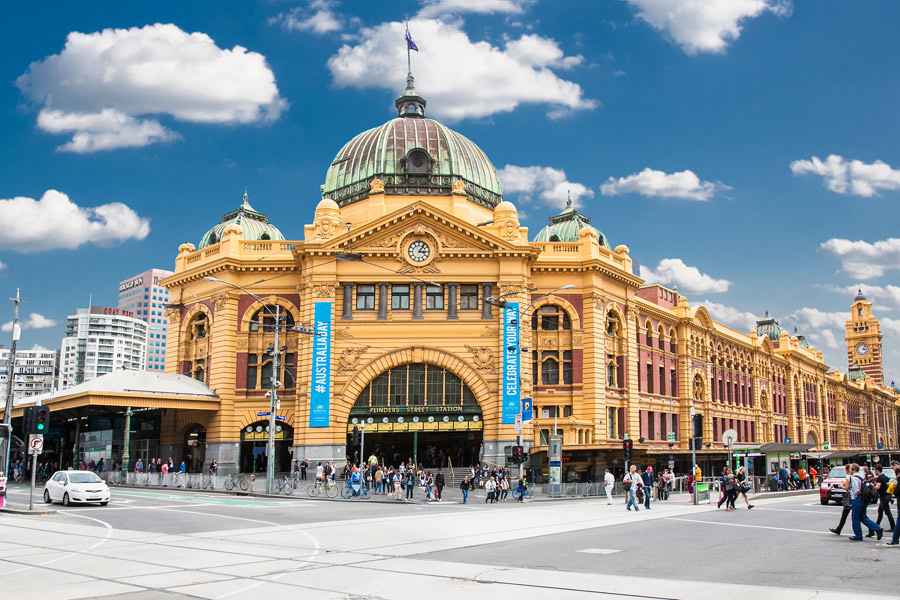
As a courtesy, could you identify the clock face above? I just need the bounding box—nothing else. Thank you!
[855,343,869,356]
[407,240,430,263]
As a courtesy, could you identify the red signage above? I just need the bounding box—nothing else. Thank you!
[90,306,135,318]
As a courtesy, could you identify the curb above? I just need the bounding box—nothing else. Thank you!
[0,504,57,515]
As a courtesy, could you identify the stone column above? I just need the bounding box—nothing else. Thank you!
[413,283,424,320]
[447,283,459,320]
[341,282,353,320]
[481,282,493,320]
[378,282,389,320]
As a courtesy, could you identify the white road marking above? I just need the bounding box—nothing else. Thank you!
[755,507,837,514]
[576,548,622,555]
[668,517,830,535]
[0,512,115,576]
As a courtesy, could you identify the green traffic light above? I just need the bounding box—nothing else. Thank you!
[37,423,45,430]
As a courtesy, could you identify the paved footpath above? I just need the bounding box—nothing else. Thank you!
[0,489,893,600]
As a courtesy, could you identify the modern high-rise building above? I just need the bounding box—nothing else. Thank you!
[118,268,173,371]
[0,347,59,404]
[59,307,148,390]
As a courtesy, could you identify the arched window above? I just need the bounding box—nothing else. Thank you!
[541,351,559,385]
[353,363,477,409]
[606,311,619,337]
[189,313,208,340]
[657,325,665,350]
[207,232,218,245]
[190,358,206,382]
[249,305,295,332]
[534,305,570,331]
[607,358,617,387]
[260,232,271,240]
[645,322,653,347]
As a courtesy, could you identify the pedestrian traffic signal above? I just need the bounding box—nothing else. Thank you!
[351,426,359,445]
[22,406,37,435]
[511,445,525,463]
[622,438,633,461]
[35,406,50,433]
[692,414,703,438]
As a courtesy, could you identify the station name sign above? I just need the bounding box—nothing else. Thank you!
[119,277,144,292]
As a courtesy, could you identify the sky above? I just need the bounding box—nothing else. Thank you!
[1,0,899,385]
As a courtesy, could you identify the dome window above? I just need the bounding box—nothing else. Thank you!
[260,232,271,240]
[403,149,433,175]
[207,232,218,245]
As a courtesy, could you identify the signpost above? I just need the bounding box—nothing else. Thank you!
[667,432,676,442]
[27,433,43,510]
[548,434,562,497]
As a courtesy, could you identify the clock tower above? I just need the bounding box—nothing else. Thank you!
[845,289,884,386]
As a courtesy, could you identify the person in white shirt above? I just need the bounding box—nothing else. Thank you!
[315,462,324,481]
[604,469,615,504]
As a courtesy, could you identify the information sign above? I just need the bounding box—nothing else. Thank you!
[694,482,710,505]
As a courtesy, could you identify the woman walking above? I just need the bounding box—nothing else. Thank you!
[723,467,737,511]
[624,465,641,511]
[735,466,754,509]
[460,475,470,504]
[485,476,497,504]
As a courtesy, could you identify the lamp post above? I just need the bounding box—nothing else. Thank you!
[204,277,315,494]
[683,358,714,488]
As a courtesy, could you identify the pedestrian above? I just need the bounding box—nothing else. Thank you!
[425,472,433,502]
[641,466,654,509]
[663,469,673,500]
[830,466,853,536]
[735,466,754,509]
[846,462,883,541]
[393,470,403,501]
[374,466,383,494]
[435,468,445,501]
[872,465,895,533]
[500,475,510,501]
[778,465,789,491]
[888,461,900,546]
[604,468,614,504]
[624,465,641,511]
[300,458,308,480]
[809,465,818,486]
[485,476,497,504]
[405,469,416,502]
[722,467,737,511]
[160,460,169,486]
[460,475,470,504]
[135,458,144,473]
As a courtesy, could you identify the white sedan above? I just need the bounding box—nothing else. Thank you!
[43,470,110,506]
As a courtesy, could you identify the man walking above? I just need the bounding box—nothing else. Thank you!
[435,468,445,501]
[873,465,895,533]
[846,463,883,541]
[641,466,654,509]
[604,468,614,504]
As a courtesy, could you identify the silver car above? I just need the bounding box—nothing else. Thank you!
[43,470,110,506]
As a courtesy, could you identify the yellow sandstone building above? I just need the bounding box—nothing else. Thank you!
[158,76,899,477]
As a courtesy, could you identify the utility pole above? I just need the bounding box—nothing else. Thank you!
[267,304,281,495]
[3,289,27,482]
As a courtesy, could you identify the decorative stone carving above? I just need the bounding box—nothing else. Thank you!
[236,340,249,349]
[312,198,342,240]
[465,345,495,371]
[370,178,385,194]
[395,254,441,274]
[482,326,500,337]
[213,294,228,311]
[338,346,369,372]
[544,338,556,348]
[592,292,605,310]
[166,309,181,325]
[312,283,336,298]
[572,333,583,345]
[334,327,354,338]
[451,180,467,195]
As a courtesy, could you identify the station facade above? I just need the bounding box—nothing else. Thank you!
[151,78,900,477]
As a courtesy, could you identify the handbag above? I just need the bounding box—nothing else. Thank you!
[623,480,631,491]
[739,481,752,493]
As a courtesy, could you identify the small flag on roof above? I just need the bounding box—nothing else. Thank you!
[406,26,418,52]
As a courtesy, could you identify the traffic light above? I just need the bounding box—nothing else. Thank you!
[35,406,50,433]
[692,414,703,438]
[511,445,525,463]
[622,438,633,461]
[22,406,36,435]
[351,426,359,445]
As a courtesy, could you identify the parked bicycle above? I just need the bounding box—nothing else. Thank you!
[224,473,249,491]
[273,475,294,496]
[307,478,338,498]
[513,488,534,502]
[340,480,371,500]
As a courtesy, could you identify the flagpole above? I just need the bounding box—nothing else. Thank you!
[406,16,411,74]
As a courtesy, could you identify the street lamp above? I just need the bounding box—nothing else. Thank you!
[203,276,315,494]
[683,358,715,488]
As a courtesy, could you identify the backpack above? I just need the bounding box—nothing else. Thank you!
[857,476,878,504]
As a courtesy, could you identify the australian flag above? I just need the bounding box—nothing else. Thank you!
[406,27,418,52]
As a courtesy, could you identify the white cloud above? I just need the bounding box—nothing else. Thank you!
[0,261,5,274]
[701,301,758,331]
[882,318,900,338]
[270,1,342,34]
[16,23,286,152]
[327,19,595,122]
[625,0,791,55]
[29,344,51,352]
[791,155,900,197]
[2,313,57,332]
[785,307,847,349]
[600,167,728,201]
[825,284,900,311]
[498,165,593,209]
[812,329,839,350]
[0,190,150,251]
[819,237,900,280]
[640,258,730,294]
[417,0,530,18]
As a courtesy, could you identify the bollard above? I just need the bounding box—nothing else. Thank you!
[250,473,255,493]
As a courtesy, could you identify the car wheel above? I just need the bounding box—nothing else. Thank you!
[820,497,828,505]
[43,490,52,504]
[63,493,71,507]
[100,501,108,506]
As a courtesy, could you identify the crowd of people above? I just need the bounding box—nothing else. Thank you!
[828,461,898,544]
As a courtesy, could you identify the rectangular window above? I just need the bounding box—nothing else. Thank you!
[408,363,425,405]
[356,284,375,310]
[389,366,406,406]
[646,363,654,394]
[459,285,479,310]
[563,405,572,418]
[371,372,389,406]
[425,285,444,310]
[426,366,443,405]
[542,351,559,385]
[563,350,573,384]
[532,351,539,385]
[659,365,666,396]
[608,407,617,438]
[445,372,461,404]
[648,411,656,440]
[391,285,410,310]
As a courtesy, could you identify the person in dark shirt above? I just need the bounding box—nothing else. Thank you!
[872,465,895,533]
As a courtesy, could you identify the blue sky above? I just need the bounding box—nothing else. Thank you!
[1,0,899,384]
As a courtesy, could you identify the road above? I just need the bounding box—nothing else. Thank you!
[0,483,895,600]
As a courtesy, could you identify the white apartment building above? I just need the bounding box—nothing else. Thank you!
[118,268,173,372]
[0,347,59,404]
[59,307,148,390]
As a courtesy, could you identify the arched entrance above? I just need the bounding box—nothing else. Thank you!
[348,362,483,468]
[182,424,206,473]
[240,421,294,474]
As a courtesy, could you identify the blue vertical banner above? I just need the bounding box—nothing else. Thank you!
[521,397,533,422]
[502,302,520,424]
[309,301,332,428]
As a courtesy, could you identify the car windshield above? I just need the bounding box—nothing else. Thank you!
[828,467,846,479]
[69,472,103,484]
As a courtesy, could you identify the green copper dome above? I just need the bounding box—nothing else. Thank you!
[532,196,611,249]
[322,74,502,209]
[755,311,785,341]
[199,192,284,249]
[848,364,867,382]
[793,327,811,349]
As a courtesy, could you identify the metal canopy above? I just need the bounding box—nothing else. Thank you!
[759,443,815,453]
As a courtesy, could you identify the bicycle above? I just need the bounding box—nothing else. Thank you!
[224,473,249,491]
[513,488,534,502]
[307,478,338,498]
[273,476,294,496]
[340,480,371,500]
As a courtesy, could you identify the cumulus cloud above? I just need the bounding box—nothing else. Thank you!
[29,344,51,352]
[498,165,592,209]
[625,0,791,55]
[881,318,900,338]
[2,313,57,332]
[819,237,900,280]
[825,284,900,311]
[417,0,531,18]
[0,190,150,251]
[600,168,728,201]
[701,301,759,331]
[785,307,847,349]
[327,19,595,122]
[16,23,286,152]
[639,258,730,294]
[0,261,5,274]
[791,155,900,197]
[270,1,342,34]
